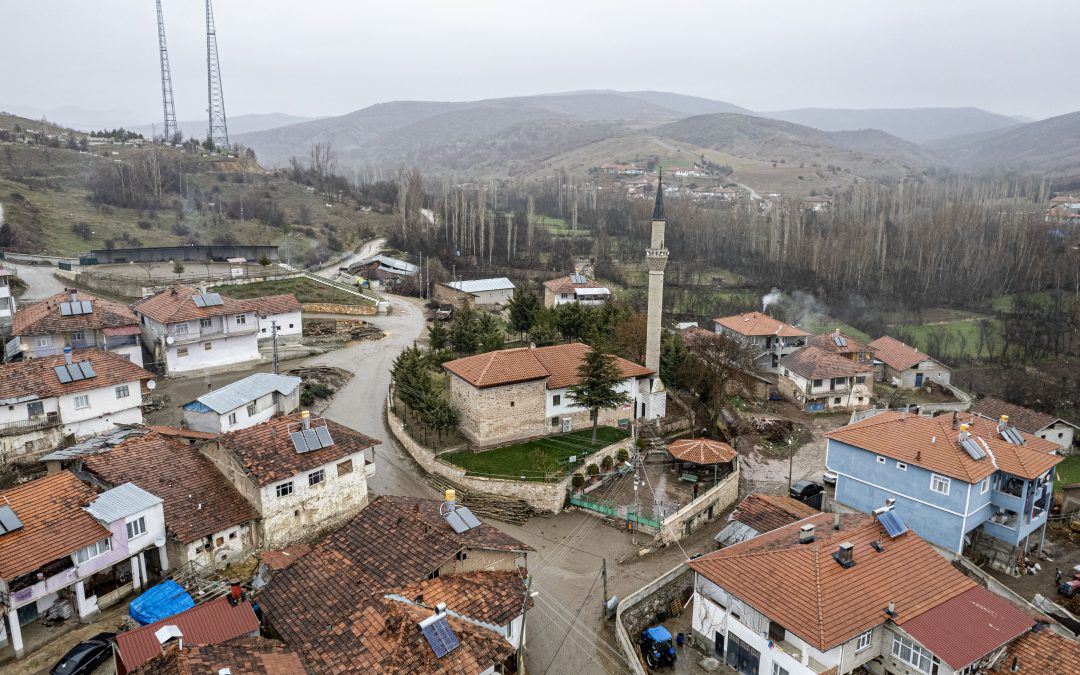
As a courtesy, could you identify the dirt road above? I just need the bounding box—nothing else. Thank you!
[9,262,66,302]
[314,237,386,279]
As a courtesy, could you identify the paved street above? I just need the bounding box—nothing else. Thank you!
[8,262,66,302]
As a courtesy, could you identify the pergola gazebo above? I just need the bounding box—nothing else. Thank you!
[667,438,738,490]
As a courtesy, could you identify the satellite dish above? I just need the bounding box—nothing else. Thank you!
[147,380,157,390]
[153,535,166,547]
[165,336,175,345]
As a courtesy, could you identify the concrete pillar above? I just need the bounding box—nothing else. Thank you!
[75,580,93,620]
[6,609,23,659]
[130,555,142,591]
[139,550,148,583]
[158,544,170,573]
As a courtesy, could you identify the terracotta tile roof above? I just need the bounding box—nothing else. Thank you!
[217,413,380,487]
[972,397,1074,435]
[260,543,311,571]
[236,293,302,316]
[899,586,1034,670]
[146,426,219,441]
[443,342,653,390]
[868,335,934,371]
[12,289,139,336]
[388,571,528,626]
[731,494,819,534]
[826,412,1063,482]
[806,330,875,357]
[131,637,307,675]
[779,345,876,380]
[0,471,110,579]
[988,627,1080,675]
[258,496,530,674]
[688,513,978,651]
[115,596,261,673]
[542,275,606,294]
[0,348,152,403]
[667,438,736,465]
[132,286,250,324]
[83,431,258,544]
[713,311,809,338]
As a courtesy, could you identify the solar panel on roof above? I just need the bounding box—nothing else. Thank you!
[68,364,86,381]
[54,365,73,384]
[1000,427,1025,445]
[570,273,586,284]
[205,293,223,306]
[289,431,309,453]
[193,295,206,308]
[834,335,848,347]
[78,361,96,379]
[876,510,908,538]
[456,506,481,530]
[80,301,92,314]
[302,428,320,450]
[961,437,986,460]
[315,426,333,448]
[60,303,72,316]
[0,505,23,534]
[444,509,469,534]
[420,616,460,658]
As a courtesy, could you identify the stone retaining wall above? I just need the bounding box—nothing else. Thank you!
[658,467,740,544]
[302,302,376,316]
[615,563,690,675]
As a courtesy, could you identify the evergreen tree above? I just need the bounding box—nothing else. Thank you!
[567,344,632,444]
[449,306,480,354]
[476,311,505,352]
[428,320,449,351]
[660,330,691,389]
[507,289,541,340]
[529,309,562,347]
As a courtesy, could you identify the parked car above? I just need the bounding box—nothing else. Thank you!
[639,625,677,670]
[822,471,838,486]
[50,632,117,675]
[1060,579,1080,597]
[790,479,824,500]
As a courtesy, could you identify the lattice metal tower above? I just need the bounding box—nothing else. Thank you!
[205,0,229,147]
[155,0,178,142]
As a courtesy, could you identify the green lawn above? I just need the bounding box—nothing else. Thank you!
[444,427,629,481]
[890,317,999,360]
[212,277,370,305]
[1056,455,1080,492]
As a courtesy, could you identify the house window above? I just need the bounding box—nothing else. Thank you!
[75,537,111,563]
[552,417,559,427]
[228,412,237,425]
[71,330,84,343]
[772,665,789,675]
[204,342,212,351]
[896,462,907,471]
[981,477,990,494]
[510,401,514,407]
[930,473,951,495]
[855,376,866,384]
[276,481,293,498]
[856,628,873,652]
[857,397,864,403]
[552,394,561,406]
[235,314,247,325]
[877,456,886,464]
[892,635,937,673]
[126,517,146,539]
[200,317,212,328]
[309,469,325,486]
[215,536,224,546]
[26,401,44,417]
[289,323,295,329]
[229,531,237,539]
[36,335,53,347]
[74,395,90,410]
[175,323,189,335]
[115,385,130,399]
[177,347,189,357]
[246,402,257,416]
[337,459,353,476]
[813,379,823,388]
[833,397,841,404]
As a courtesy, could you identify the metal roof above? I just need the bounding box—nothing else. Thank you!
[40,428,149,461]
[445,277,515,294]
[359,255,418,274]
[188,373,302,414]
[85,482,162,523]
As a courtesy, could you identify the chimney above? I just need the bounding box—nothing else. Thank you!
[886,601,896,617]
[301,410,311,430]
[999,414,1009,432]
[799,524,815,544]
[833,513,841,530]
[154,625,184,653]
[886,498,896,508]
[444,488,457,511]
[834,542,855,568]
[1010,656,1019,672]
[63,346,73,365]
[952,412,959,430]
[69,289,78,303]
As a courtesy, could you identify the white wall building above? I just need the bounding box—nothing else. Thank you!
[251,294,303,342]
[713,311,810,374]
[542,274,612,307]
[433,278,516,307]
[0,269,16,327]
[183,372,302,434]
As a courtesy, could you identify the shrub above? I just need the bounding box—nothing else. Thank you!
[137,220,153,230]
[306,383,335,399]
[571,474,585,491]
[300,390,315,406]
[601,455,613,471]
[586,463,600,478]
[616,448,629,463]
[71,221,92,241]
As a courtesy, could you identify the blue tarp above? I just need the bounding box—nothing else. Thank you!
[129,580,195,626]
[644,626,672,643]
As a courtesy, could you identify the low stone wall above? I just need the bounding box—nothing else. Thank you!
[658,468,740,544]
[302,302,376,316]
[615,563,691,675]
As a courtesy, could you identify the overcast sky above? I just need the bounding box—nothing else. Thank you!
[2,0,1076,127]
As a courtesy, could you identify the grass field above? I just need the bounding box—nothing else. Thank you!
[889,317,999,360]
[1056,455,1080,493]
[443,427,629,481]
[212,277,369,305]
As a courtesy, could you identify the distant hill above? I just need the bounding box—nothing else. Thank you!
[567,90,756,117]
[925,110,1080,175]
[762,107,1019,144]
[130,112,313,141]
[655,113,936,177]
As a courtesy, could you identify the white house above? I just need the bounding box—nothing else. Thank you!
[713,311,810,374]
[778,345,876,413]
[868,335,951,389]
[131,286,261,375]
[182,372,302,434]
[11,289,143,366]
[0,347,153,461]
[251,294,303,342]
[542,274,612,308]
[0,472,164,660]
[971,397,1078,453]
[202,411,380,548]
[432,277,516,308]
[0,268,16,327]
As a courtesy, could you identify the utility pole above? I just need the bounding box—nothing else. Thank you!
[517,575,531,675]
[787,435,795,493]
[271,319,279,375]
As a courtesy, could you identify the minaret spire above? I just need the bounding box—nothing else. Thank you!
[641,170,669,419]
[652,168,665,221]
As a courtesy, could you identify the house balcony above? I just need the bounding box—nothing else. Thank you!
[4,556,78,608]
[991,489,1025,514]
[104,335,139,349]
[0,412,61,438]
[70,338,97,349]
[28,345,64,358]
[167,324,258,344]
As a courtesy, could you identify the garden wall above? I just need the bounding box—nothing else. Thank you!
[302,302,377,316]
[615,563,692,675]
[658,467,740,544]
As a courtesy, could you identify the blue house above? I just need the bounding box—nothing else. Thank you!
[825,412,1062,569]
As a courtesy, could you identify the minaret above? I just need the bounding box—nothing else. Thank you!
[642,172,669,418]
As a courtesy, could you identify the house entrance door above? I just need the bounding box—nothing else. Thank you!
[724,633,761,675]
[915,373,924,387]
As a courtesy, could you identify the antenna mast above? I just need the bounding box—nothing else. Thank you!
[156,0,178,142]
[205,0,229,148]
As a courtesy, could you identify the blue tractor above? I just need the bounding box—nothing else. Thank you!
[639,625,677,670]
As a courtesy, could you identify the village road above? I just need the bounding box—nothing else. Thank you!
[8,261,67,302]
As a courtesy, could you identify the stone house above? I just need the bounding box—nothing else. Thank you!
[432,277,516,308]
[182,372,302,434]
[779,345,876,413]
[713,311,809,374]
[442,342,655,448]
[713,493,819,549]
[0,348,153,462]
[11,289,143,366]
[687,512,1037,675]
[542,273,612,308]
[868,335,951,389]
[971,396,1078,453]
[202,411,379,549]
